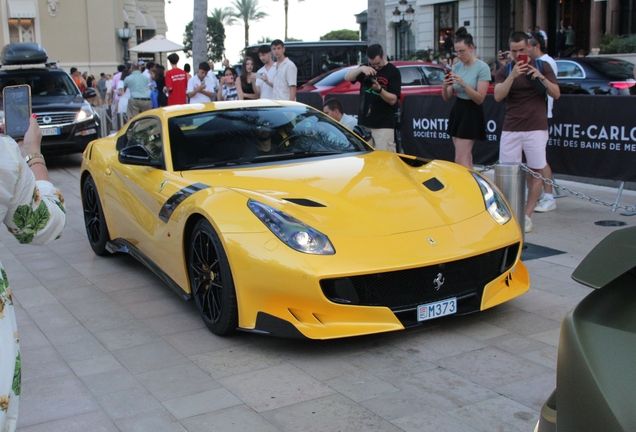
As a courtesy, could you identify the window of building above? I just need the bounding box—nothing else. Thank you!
[8,18,35,43]
[434,2,457,54]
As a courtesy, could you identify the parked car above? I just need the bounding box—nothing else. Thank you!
[535,226,636,432]
[81,100,529,339]
[555,57,636,95]
[298,61,452,101]
[0,43,100,155]
[244,40,368,86]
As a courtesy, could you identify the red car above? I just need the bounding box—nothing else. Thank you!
[299,61,495,100]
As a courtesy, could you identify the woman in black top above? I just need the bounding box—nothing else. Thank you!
[238,57,259,99]
[154,65,168,107]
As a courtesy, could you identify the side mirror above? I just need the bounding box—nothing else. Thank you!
[119,145,162,168]
[83,87,97,99]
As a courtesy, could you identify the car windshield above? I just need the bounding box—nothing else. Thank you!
[169,106,371,171]
[306,68,350,87]
[586,59,635,79]
[0,70,77,100]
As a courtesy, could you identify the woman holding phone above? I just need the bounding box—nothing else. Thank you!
[217,67,242,101]
[0,116,66,431]
[442,27,491,169]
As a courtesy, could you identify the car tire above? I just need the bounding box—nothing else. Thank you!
[188,219,238,336]
[82,175,111,256]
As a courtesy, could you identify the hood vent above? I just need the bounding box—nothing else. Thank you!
[423,178,444,192]
[399,156,430,167]
[285,198,326,207]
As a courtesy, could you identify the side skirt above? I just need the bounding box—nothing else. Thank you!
[106,239,191,301]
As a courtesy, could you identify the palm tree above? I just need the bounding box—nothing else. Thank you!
[192,0,208,67]
[230,0,268,48]
[272,0,304,41]
[211,7,237,26]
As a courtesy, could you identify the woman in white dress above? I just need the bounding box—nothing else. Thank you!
[117,69,131,128]
[0,116,66,432]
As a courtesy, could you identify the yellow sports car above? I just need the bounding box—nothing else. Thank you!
[80,100,529,339]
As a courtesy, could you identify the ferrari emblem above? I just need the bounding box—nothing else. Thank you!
[158,179,168,192]
[433,273,445,291]
[427,238,437,246]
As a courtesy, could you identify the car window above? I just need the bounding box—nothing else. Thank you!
[319,49,351,74]
[422,66,446,84]
[0,70,77,99]
[307,69,349,87]
[556,61,585,79]
[168,106,370,171]
[125,117,163,164]
[586,59,635,79]
[399,67,423,86]
[287,50,314,81]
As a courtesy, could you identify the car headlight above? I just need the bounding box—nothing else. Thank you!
[77,102,94,122]
[248,199,335,255]
[471,172,511,225]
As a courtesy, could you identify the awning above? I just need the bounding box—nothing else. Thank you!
[135,10,147,28]
[142,13,157,30]
[123,9,130,24]
[416,0,455,6]
[7,0,37,18]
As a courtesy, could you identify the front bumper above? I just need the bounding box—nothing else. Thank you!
[40,118,99,155]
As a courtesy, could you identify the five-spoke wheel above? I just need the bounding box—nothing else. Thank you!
[82,176,110,256]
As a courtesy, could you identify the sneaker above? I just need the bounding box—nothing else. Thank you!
[534,197,556,213]
[525,215,533,233]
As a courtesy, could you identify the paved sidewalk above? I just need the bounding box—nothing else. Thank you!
[7,154,634,432]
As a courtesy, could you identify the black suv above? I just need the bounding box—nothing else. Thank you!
[0,43,99,154]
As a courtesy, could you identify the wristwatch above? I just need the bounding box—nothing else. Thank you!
[24,152,45,164]
[461,82,467,89]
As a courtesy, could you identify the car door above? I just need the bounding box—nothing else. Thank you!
[397,66,427,98]
[103,116,190,264]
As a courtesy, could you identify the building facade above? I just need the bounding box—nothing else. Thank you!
[380,0,634,63]
[0,0,167,75]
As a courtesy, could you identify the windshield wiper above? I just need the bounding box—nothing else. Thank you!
[252,151,344,162]
[188,159,252,169]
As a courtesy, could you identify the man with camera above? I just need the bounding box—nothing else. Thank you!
[494,31,560,233]
[344,44,401,152]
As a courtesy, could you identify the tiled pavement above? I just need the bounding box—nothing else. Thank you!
[6,154,634,431]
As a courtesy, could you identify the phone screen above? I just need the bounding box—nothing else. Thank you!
[3,85,32,139]
[517,53,528,64]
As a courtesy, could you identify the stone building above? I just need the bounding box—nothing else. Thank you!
[381,0,634,62]
[0,0,167,75]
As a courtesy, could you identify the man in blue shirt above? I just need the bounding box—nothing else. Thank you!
[124,62,152,119]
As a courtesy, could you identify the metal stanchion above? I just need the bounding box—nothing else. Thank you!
[98,105,111,137]
[117,113,126,131]
[495,163,527,242]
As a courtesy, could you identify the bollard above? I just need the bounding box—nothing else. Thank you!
[98,105,111,137]
[494,163,527,240]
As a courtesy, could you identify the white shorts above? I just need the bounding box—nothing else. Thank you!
[499,130,548,169]
[370,128,396,152]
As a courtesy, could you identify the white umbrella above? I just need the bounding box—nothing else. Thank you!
[129,34,184,53]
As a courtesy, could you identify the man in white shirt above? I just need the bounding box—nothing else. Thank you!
[322,99,357,130]
[187,62,218,103]
[528,31,558,213]
[142,61,155,88]
[271,39,297,101]
[255,45,276,100]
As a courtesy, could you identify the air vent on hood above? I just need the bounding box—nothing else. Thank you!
[423,178,444,191]
[285,198,326,207]
[399,156,430,167]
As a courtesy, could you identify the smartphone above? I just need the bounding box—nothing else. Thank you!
[517,53,528,64]
[254,72,264,80]
[3,84,32,139]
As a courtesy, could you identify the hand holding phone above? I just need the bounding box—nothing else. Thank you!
[254,72,264,80]
[517,53,528,64]
[3,85,32,139]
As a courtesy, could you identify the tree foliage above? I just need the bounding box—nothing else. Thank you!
[211,7,237,26]
[320,29,359,41]
[183,17,226,62]
[231,0,268,48]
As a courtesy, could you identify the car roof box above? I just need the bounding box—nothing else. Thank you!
[0,43,48,65]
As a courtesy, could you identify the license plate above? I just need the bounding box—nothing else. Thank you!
[417,297,457,322]
[41,128,60,136]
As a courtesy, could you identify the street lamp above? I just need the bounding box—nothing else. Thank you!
[392,0,415,60]
[116,28,133,64]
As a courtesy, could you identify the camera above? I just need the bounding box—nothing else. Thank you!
[362,76,377,87]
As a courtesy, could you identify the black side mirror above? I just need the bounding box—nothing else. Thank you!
[83,87,97,99]
[119,145,162,168]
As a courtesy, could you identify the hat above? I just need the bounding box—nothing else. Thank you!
[138,60,145,65]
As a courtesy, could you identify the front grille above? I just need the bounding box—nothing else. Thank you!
[321,243,520,311]
[36,112,77,127]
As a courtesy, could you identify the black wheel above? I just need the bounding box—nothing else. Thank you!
[82,176,110,256]
[188,219,238,335]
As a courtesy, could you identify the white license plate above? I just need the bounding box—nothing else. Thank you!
[417,297,457,322]
[41,128,60,136]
